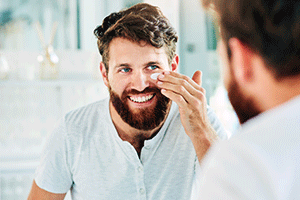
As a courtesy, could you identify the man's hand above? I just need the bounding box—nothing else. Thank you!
[156,70,218,161]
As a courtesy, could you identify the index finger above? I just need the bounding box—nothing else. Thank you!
[159,71,202,91]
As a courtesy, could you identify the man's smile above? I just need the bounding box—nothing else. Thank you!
[128,93,155,103]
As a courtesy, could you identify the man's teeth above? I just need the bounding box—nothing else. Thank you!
[129,94,154,103]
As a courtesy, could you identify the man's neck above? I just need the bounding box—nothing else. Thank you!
[109,101,165,156]
[256,73,300,112]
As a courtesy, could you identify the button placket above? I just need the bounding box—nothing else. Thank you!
[138,166,143,172]
[136,164,146,199]
[139,187,145,194]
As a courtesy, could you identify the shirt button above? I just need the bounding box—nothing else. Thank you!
[139,188,145,194]
[144,145,150,150]
[138,166,143,172]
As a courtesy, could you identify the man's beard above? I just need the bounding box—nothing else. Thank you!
[109,86,171,130]
[227,76,261,124]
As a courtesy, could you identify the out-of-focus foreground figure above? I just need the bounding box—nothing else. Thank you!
[197,0,300,199]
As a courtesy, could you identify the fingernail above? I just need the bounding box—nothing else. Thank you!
[158,74,165,79]
[157,81,163,85]
[151,73,161,80]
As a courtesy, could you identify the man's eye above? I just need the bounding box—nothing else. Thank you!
[148,65,159,70]
[121,68,131,73]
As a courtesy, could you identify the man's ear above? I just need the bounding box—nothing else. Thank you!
[171,54,179,72]
[229,38,254,84]
[100,62,109,87]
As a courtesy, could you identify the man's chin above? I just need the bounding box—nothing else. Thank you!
[110,89,171,131]
[125,100,171,131]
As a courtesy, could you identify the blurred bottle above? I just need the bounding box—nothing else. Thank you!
[37,45,59,79]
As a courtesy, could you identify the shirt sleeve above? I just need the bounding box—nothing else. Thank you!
[34,118,73,194]
[207,106,231,140]
[190,158,202,200]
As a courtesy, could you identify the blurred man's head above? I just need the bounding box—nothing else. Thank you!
[202,0,300,123]
[202,0,300,79]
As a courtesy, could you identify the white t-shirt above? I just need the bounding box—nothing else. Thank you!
[197,95,300,199]
[35,98,228,200]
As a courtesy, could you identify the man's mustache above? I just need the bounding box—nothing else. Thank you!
[122,87,161,96]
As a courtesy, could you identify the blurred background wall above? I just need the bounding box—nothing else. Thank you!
[0,0,238,199]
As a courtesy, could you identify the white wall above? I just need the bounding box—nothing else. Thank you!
[143,0,180,33]
[79,0,101,51]
[79,0,125,51]
[179,0,220,98]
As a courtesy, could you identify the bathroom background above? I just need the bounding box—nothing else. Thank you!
[0,0,238,199]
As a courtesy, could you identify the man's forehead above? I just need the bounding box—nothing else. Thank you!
[109,37,166,52]
[108,37,168,63]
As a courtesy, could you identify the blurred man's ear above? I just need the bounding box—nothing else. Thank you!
[229,38,254,84]
[171,54,179,72]
[100,62,109,87]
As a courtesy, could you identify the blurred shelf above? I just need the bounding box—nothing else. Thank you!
[0,160,39,174]
[0,78,104,87]
[0,75,109,173]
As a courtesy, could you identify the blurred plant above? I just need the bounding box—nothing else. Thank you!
[0,9,13,26]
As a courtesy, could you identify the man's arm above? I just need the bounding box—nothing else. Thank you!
[156,70,219,161]
[27,180,67,200]
[30,118,73,197]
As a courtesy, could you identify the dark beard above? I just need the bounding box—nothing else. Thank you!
[228,77,261,124]
[109,86,171,130]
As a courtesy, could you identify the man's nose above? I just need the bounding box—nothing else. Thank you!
[131,71,150,92]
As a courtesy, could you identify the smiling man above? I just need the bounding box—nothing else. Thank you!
[28,3,228,199]
[102,37,174,155]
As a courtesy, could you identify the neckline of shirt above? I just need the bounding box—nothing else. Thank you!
[240,94,300,135]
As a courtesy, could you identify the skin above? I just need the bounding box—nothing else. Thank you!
[155,69,218,162]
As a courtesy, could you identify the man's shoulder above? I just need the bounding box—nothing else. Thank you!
[236,96,300,142]
[208,96,300,168]
[57,98,111,142]
[64,98,109,125]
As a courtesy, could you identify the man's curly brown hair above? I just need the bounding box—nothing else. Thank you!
[94,3,178,72]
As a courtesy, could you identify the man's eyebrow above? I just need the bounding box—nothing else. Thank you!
[113,61,162,69]
[114,63,130,69]
[145,61,161,66]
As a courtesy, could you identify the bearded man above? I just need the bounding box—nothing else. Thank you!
[186,0,300,199]
[28,3,227,200]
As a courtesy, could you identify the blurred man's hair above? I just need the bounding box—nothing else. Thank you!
[94,3,178,72]
[202,0,300,79]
